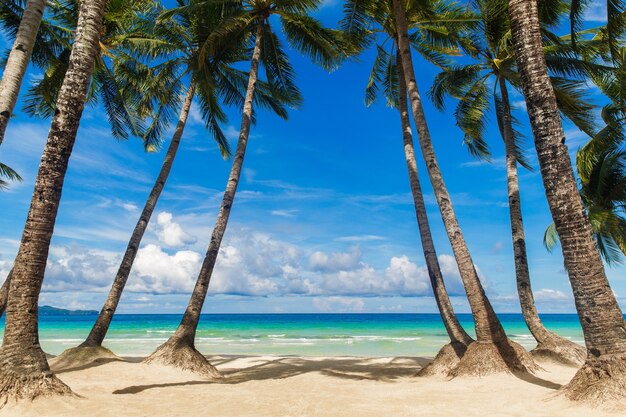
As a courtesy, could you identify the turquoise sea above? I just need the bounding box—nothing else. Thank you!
[0,314,587,357]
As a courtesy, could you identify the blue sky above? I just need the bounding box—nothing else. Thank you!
[0,0,623,314]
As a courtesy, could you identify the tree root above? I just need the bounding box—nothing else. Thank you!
[49,346,123,372]
[418,342,468,376]
[448,339,539,377]
[0,369,73,406]
[561,354,626,403]
[531,338,586,367]
[143,337,222,379]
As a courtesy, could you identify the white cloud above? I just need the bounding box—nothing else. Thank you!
[35,225,476,300]
[270,209,298,218]
[313,296,365,312]
[122,202,139,212]
[128,244,201,293]
[533,288,569,302]
[43,246,121,292]
[155,211,197,247]
[309,247,363,272]
[584,0,607,22]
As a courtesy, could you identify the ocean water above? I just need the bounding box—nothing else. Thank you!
[0,314,586,357]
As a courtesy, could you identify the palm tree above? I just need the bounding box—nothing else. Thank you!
[391,0,538,376]
[0,0,151,190]
[0,0,48,145]
[144,0,342,376]
[0,0,108,401]
[55,1,294,365]
[0,0,49,189]
[0,162,21,189]
[16,0,153,140]
[342,0,474,375]
[429,0,592,365]
[544,145,626,264]
[0,269,11,317]
[508,0,626,401]
[0,0,152,316]
[544,40,626,265]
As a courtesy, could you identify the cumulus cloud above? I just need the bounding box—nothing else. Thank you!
[128,244,201,293]
[43,246,120,292]
[36,225,474,300]
[313,296,365,312]
[155,211,197,247]
[533,288,570,302]
[309,247,363,272]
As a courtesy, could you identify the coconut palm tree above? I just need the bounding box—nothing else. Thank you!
[0,0,108,401]
[0,0,153,315]
[508,0,626,401]
[0,0,48,146]
[0,269,11,317]
[341,0,475,375]
[391,0,538,376]
[544,40,626,265]
[0,162,21,189]
[0,0,149,190]
[16,0,153,140]
[0,0,46,188]
[428,0,602,365]
[144,0,342,376]
[544,144,626,264]
[56,1,295,365]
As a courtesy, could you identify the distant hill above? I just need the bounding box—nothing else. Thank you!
[39,305,98,316]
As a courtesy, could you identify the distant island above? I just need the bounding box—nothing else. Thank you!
[39,305,98,316]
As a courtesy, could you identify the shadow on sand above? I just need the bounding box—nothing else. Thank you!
[112,356,430,395]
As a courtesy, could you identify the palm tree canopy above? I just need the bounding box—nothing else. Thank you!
[428,0,607,166]
[121,0,307,153]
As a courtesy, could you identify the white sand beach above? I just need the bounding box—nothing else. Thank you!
[2,355,624,417]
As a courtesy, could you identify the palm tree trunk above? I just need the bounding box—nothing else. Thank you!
[497,77,585,366]
[508,0,626,400]
[396,53,473,374]
[0,269,12,318]
[0,0,107,401]
[0,0,47,145]
[78,83,196,349]
[144,19,265,378]
[391,0,536,376]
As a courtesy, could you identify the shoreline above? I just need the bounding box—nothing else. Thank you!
[2,354,623,416]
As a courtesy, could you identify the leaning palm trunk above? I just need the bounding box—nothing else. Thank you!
[0,270,11,317]
[0,0,47,145]
[52,84,197,367]
[0,0,107,402]
[392,0,537,376]
[508,0,626,401]
[397,55,473,375]
[143,21,264,377]
[498,78,585,366]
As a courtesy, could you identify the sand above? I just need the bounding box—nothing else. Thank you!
[1,355,624,416]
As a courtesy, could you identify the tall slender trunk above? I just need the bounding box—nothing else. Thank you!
[391,0,505,344]
[0,270,12,318]
[392,0,537,375]
[172,20,262,344]
[80,83,196,348]
[508,0,626,400]
[0,0,107,401]
[0,0,47,145]
[144,20,264,377]
[498,77,584,364]
[397,53,472,348]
